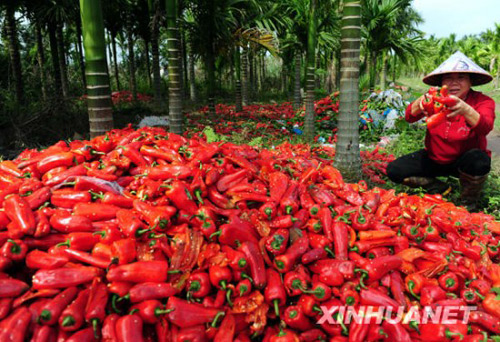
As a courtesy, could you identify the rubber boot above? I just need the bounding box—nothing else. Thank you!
[459,171,487,212]
[402,176,451,195]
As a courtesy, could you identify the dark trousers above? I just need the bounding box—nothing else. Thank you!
[386,149,491,184]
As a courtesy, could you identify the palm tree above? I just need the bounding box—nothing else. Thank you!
[334,0,361,179]
[148,0,164,106]
[3,1,24,104]
[80,0,114,137]
[303,0,317,141]
[166,0,183,133]
[362,0,423,91]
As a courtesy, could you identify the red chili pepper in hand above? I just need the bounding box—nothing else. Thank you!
[426,111,447,129]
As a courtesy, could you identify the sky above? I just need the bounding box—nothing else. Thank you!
[412,0,500,39]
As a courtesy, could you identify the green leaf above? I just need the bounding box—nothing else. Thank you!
[491,287,500,300]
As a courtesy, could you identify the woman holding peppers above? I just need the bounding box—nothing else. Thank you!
[387,51,496,211]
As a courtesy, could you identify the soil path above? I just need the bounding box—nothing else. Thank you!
[488,103,500,158]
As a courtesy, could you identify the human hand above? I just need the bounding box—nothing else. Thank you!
[446,95,473,119]
[417,94,430,116]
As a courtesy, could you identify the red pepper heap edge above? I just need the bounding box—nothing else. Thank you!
[0,125,498,341]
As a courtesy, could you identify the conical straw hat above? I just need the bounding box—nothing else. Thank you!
[422,51,492,86]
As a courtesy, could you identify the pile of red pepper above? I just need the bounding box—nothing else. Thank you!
[423,86,457,129]
[0,125,499,341]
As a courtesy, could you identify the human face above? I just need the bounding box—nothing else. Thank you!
[441,73,471,100]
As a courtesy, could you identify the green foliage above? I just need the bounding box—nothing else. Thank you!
[202,126,227,143]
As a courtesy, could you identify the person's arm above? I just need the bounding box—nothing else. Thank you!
[446,95,495,134]
[405,95,427,123]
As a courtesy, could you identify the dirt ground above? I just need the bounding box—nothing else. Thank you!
[488,104,500,171]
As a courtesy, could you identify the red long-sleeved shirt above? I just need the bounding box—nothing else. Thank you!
[405,90,496,164]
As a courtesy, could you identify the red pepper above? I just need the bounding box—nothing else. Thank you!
[236,279,252,297]
[0,307,32,342]
[37,152,75,174]
[418,322,467,341]
[301,247,328,264]
[309,259,355,279]
[426,111,447,129]
[1,239,27,261]
[176,325,208,342]
[32,266,100,289]
[274,234,309,273]
[0,278,29,297]
[107,261,169,283]
[269,328,300,342]
[73,202,121,221]
[420,285,448,306]
[31,325,57,342]
[49,212,93,233]
[38,286,79,325]
[264,268,286,316]
[133,200,176,229]
[351,208,371,231]
[355,255,402,287]
[209,265,232,290]
[166,297,225,328]
[283,305,314,331]
[187,272,212,300]
[211,216,258,247]
[25,187,52,210]
[165,180,198,215]
[269,171,289,202]
[111,238,136,265]
[359,288,399,311]
[0,298,12,320]
[381,320,411,342]
[332,220,349,260]
[3,194,36,236]
[469,311,500,334]
[390,271,407,308]
[131,299,171,324]
[265,229,289,256]
[59,288,90,332]
[139,144,183,163]
[51,189,92,209]
[115,313,145,342]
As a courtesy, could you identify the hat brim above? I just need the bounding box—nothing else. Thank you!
[422,71,493,87]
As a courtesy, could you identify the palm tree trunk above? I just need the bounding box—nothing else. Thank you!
[207,53,216,119]
[181,29,189,100]
[293,51,302,111]
[166,0,183,134]
[241,46,249,106]
[392,53,397,84]
[280,63,286,94]
[5,6,24,104]
[235,46,242,112]
[381,51,388,91]
[249,49,254,102]
[35,19,47,100]
[334,0,361,180]
[126,20,137,101]
[144,40,152,88]
[256,52,261,92]
[369,51,377,92]
[496,58,500,89]
[76,18,87,90]
[48,23,62,99]
[57,23,69,98]
[111,32,121,91]
[151,10,162,106]
[80,0,114,138]
[304,0,317,141]
[315,54,321,90]
[188,40,197,102]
